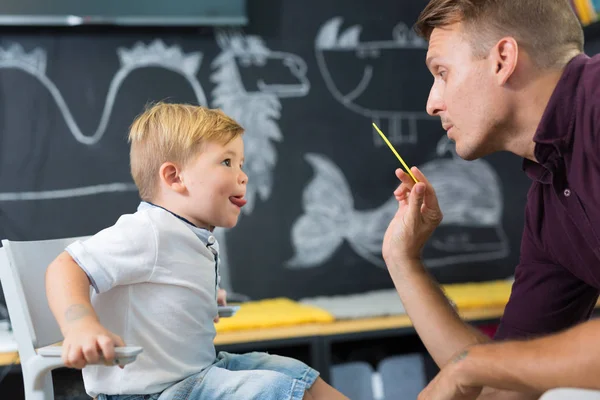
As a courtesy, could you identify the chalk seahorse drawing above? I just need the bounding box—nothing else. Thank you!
[210,31,310,295]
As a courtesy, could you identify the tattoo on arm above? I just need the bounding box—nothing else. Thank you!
[452,350,469,363]
[65,304,91,322]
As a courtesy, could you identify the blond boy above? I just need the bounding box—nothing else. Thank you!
[46,103,347,400]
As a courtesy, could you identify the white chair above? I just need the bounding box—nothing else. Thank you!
[0,237,142,400]
[539,388,600,399]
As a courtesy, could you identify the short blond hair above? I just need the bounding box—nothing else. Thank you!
[128,102,244,201]
[415,0,583,69]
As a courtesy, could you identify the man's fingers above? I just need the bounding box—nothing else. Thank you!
[397,169,415,188]
[407,183,426,223]
[410,167,429,184]
[411,167,442,210]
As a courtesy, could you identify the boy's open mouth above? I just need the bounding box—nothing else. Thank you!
[229,196,247,208]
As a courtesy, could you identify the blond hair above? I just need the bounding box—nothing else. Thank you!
[415,0,584,69]
[128,102,244,201]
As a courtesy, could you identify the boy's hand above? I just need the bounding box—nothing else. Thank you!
[62,318,125,369]
[214,289,227,323]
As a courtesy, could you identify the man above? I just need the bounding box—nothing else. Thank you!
[382,0,600,399]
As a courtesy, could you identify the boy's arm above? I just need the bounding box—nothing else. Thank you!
[46,252,97,333]
[46,251,125,369]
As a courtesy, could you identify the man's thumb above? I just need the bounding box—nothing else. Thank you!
[408,183,425,216]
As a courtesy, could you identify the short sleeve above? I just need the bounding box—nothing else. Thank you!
[66,213,158,294]
[495,218,598,340]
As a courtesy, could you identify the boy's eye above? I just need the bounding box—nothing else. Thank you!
[221,159,231,167]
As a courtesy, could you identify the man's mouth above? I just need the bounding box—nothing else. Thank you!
[229,196,247,208]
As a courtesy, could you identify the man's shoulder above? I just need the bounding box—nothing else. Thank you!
[578,54,600,103]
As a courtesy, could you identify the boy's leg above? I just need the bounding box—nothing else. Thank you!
[216,352,348,399]
[159,365,310,400]
[216,351,318,388]
[307,377,349,400]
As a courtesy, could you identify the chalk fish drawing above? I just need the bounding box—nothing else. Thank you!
[287,137,508,269]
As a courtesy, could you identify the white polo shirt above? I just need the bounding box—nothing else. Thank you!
[66,202,220,396]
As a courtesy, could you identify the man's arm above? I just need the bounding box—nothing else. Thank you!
[456,319,600,393]
[387,258,491,367]
[383,167,490,367]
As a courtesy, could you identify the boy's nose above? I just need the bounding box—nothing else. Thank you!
[239,170,248,185]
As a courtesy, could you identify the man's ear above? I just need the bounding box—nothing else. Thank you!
[159,162,186,194]
[490,37,518,86]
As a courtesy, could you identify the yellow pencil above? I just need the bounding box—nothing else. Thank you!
[372,122,419,183]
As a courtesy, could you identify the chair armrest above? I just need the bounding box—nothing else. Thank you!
[540,388,600,400]
[24,346,143,392]
[37,345,143,367]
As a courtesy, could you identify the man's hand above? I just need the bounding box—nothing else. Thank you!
[61,306,125,369]
[418,350,482,400]
[214,288,227,323]
[382,167,443,266]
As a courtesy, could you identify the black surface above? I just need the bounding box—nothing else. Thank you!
[0,0,555,305]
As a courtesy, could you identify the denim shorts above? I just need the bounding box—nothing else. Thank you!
[97,351,320,400]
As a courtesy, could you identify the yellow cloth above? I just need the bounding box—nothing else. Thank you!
[215,298,335,333]
[441,280,513,309]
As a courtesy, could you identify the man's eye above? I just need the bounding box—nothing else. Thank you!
[221,159,231,167]
[439,70,447,79]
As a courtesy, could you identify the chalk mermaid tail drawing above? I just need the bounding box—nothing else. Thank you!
[315,17,435,145]
[286,153,396,268]
[209,30,310,295]
[0,40,207,201]
[287,138,509,270]
[419,137,510,265]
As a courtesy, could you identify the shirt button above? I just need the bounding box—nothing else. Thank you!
[207,235,216,245]
[564,189,571,197]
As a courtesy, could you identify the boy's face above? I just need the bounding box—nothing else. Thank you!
[180,136,248,229]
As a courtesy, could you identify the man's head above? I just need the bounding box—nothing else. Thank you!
[416,0,583,160]
[129,102,247,229]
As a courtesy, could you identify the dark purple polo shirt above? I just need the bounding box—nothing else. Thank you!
[495,53,600,340]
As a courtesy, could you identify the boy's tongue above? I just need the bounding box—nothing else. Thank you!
[229,196,246,207]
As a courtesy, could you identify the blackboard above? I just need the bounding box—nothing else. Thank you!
[0,0,534,302]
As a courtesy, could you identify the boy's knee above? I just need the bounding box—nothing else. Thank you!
[242,369,307,399]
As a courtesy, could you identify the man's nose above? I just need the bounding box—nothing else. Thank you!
[426,86,445,116]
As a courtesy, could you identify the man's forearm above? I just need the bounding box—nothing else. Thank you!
[458,319,600,393]
[387,258,490,367]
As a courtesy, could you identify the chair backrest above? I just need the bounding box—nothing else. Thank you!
[0,237,89,349]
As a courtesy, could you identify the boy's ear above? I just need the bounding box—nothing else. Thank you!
[159,162,186,194]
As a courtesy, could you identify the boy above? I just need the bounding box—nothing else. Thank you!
[46,103,347,400]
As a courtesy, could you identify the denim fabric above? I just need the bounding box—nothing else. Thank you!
[98,351,319,400]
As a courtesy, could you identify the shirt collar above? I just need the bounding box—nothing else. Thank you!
[523,53,588,182]
[137,201,218,250]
